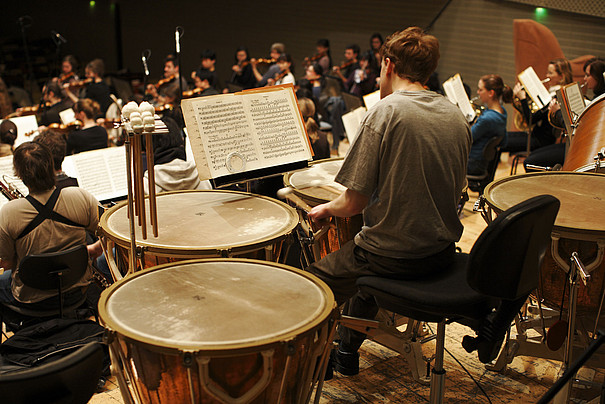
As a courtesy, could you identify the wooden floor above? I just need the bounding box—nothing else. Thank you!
[86,153,605,403]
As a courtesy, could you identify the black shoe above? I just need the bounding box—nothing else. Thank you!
[333,349,359,376]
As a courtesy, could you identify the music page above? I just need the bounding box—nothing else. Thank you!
[0,115,39,148]
[62,146,128,202]
[518,67,552,109]
[0,155,28,197]
[443,74,475,122]
[564,83,586,119]
[182,86,312,180]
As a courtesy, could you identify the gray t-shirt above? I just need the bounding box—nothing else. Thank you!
[336,90,471,259]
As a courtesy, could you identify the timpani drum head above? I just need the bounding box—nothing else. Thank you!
[484,172,605,240]
[284,158,346,205]
[101,190,298,254]
[100,259,334,350]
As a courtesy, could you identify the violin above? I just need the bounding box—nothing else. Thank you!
[59,71,75,84]
[336,60,355,70]
[274,69,289,83]
[182,88,203,99]
[24,121,83,137]
[5,102,52,119]
[154,104,174,114]
[63,78,93,90]
[303,51,326,67]
[155,75,176,89]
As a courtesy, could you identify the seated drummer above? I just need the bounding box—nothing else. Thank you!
[306,27,471,377]
[0,142,103,307]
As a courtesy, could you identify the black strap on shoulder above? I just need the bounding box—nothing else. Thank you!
[17,188,86,240]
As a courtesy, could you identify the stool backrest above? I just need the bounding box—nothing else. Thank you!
[467,195,560,300]
[18,245,89,292]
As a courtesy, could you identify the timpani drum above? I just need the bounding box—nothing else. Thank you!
[483,172,605,328]
[283,158,363,261]
[99,259,337,404]
[99,190,299,272]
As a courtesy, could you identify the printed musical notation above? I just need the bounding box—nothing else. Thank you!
[182,86,312,180]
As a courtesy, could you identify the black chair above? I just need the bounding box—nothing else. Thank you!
[467,135,503,194]
[1,245,89,330]
[0,342,105,404]
[356,195,560,403]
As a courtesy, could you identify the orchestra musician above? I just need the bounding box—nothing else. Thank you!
[251,42,285,87]
[368,33,384,74]
[34,129,79,189]
[196,49,223,92]
[331,44,360,86]
[306,27,471,377]
[267,54,295,86]
[0,141,102,306]
[503,58,573,154]
[524,57,605,171]
[0,120,17,157]
[189,69,220,97]
[37,81,72,127]
[146,54,188,106]
[467,74,513,176]
[58,55,80,87]
[304,39,332,72]
[344,51,378,97]
[298,97,330,160]
[66,99,108,155]
[229,46,256,90]
[65,59,113,117]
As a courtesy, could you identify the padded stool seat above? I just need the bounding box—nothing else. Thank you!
[359,254,498,324]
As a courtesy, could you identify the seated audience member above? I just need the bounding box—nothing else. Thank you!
[37,81,72,127]
[144,116,211,194]
[0,142,102,306]
[34,129,78,189]
[468,75,512,176]
[298,97,330,160]
[0,120,17,157]
[345,51,378,97]
[66,99,108,155]
[306,27,471,377]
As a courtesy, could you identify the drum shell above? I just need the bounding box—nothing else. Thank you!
[100,259,337,404]
[283,158,362,261]
[562,93,605,172]
[98,190,299,271]
[483,172,605,325]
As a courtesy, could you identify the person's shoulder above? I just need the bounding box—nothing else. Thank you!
[60,186,98,204]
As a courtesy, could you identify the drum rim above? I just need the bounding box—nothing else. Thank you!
[283,157,344,205]
[98,190,299,254]
[483,171,605,237]
[98,258,336,352]
[576,91,605,123]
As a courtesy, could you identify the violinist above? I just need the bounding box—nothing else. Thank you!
[269,54,295,86]
[158,85,185,130]
[345,51,378,97]
[58,55,80,87]
[304,39,331,73]
[197,49,223,92]
[66,99,108,155]
[147,54,188,105]
[66,59,113,117]
[251,43,285,86]
[331,44,360,86]
[191,69,219,97]
[37,81,72,127]
[367,33,384,75]
[229,47,256,90]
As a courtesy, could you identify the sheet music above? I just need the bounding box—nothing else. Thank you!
[342,107,367,144]
[363,90,380,110]
[0,115,39,148]
[518,67,552,109]
[59,108,77,125]
[62,146,128,202]
[443,74,475,122]
[564,83,586,119]
[182,86,312,180]
[0,155,28,196]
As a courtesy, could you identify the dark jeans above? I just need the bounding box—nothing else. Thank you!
[306,241,455,351]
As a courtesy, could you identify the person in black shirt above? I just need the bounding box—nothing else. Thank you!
[66,99,108,155]
[66,59,113,117]
[34,129,78,189]
[37,81,72,127]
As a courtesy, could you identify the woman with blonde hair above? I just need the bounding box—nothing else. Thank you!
[298,97,330,160]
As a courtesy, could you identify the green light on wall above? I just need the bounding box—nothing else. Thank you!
[90,0,96,7]
[535,7,547,21]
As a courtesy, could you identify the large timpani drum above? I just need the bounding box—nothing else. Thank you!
[99,259,337,404]
[99,190,299,272]
[563,93,605,173]
[283,158,362,261]
[483,172,605,328]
